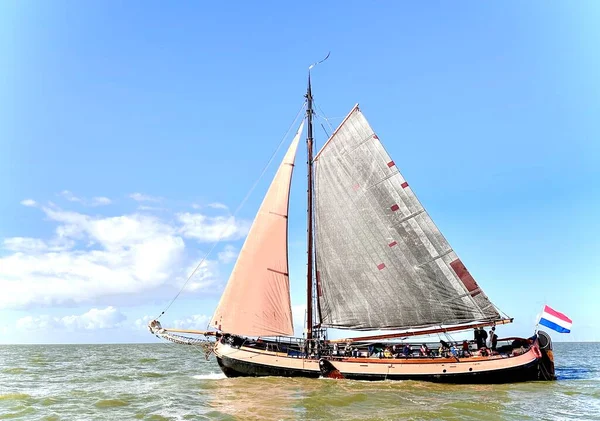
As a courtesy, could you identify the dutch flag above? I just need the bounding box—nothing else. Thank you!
[538,305,572,333]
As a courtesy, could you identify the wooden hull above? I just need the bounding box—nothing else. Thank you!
[213,339,555,384]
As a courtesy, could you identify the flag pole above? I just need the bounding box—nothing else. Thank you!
[534,303,545,333]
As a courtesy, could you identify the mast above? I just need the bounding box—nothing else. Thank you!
[305,73,315,340]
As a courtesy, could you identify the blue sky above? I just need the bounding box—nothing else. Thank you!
[1,2,598,343]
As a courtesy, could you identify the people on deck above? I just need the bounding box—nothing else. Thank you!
[479,327,488,349]
[439,340,450,357]
[419,343,430,357]
[461,340,471,357]
[474,327,481,349]
[402,344,412,357]
[489,327,498,352]
[344,341,352,357]
[450,344,458,357]
[383,346,393,358]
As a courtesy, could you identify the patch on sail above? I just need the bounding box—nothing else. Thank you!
[450,259,481,297]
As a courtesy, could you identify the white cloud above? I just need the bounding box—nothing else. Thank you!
[0,201,244,309]
[207,202,229,210]
[134,315,152,330]
[2,237,73,253]
[16,306,126,331]
[60,190,81,202]
[137,205,165,212]
[59,191,112,207]
[177,213,250,242]
[134,314,210,332]
[20,199,37,207]
[91,197,112,206]
[61,306,126,330]
[178,258,221,293]
[217,245,238,264]
[172,314,210,330]
[16,315,60,330]
[3,237,48,253]
[129,193,162,203]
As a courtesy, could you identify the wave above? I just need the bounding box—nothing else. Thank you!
[193,373,226,380]
[1,367,26,374]
[0,393,31,401]
[139,372,166,378]
[94,398,130,408]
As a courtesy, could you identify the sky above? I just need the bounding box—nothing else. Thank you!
[1,1,598,344]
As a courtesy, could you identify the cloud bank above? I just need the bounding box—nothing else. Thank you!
[0,196,250,310]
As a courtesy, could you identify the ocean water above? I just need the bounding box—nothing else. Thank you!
[0,342,598,420]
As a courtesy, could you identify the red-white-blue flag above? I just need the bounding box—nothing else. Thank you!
[539,305,572,333]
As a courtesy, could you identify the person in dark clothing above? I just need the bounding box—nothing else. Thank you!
[479,327,488,349]
[474,327,483,349]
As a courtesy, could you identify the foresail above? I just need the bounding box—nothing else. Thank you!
[313,106,500,331]
[210,121,304,337]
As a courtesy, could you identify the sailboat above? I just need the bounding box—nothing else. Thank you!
[148,70,557,383]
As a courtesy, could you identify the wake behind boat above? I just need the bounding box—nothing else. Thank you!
[149,68,557,384]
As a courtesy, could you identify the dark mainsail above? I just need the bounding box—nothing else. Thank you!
[313,105,501,331]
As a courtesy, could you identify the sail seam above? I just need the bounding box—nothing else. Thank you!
[343,132,381,157]
[415,249,454,268]
[365,171,399,190]
[267,268,289,276]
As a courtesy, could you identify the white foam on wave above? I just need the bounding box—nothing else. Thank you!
[192,372,227,380]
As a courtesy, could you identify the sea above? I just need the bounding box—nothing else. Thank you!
[0,342,598,420]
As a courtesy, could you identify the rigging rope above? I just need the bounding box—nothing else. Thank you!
[155,101,307,320]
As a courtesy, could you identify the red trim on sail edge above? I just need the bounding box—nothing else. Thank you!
[401,181,409,189]
[449,259,481,297]
[352,183,360,191]
[377,263,386,270]
[387,161,395,168]
[391,204,400,211]
[388,241,397,247]
[373,134,379,140]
